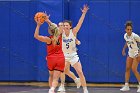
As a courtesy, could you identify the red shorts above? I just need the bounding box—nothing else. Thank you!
[46,54,65,72]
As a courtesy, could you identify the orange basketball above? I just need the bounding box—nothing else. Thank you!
[34,12,47,24]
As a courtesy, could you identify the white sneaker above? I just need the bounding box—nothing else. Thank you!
[137,85,140,92]
[120,85,130,91]
[48,89,55,93]
[57,85,65,92]
[74,78,81,88]
[84,89,89,93]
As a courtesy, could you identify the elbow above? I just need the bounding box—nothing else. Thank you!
[34,34,38,39]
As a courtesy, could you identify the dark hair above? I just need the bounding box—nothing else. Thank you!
[63,20,72,28]
[125,21,133,29]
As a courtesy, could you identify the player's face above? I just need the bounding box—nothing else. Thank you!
[58,22,64,31]
[125,26,132,36]
[63,22,71,31]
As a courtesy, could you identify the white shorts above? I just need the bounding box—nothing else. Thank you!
[64,52,80,66]
[128,50,140,58]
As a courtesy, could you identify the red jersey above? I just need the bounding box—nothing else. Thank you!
[47,35,63,56]
[46,35,65,72]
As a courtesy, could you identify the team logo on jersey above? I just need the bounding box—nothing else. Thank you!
[63,38,73,43]
[126,41,134,44]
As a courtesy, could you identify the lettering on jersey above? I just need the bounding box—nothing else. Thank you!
[63,38,73,43]
[126,41,134,44]
[63,37,74,49]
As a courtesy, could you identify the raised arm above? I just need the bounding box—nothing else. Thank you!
[73,4,89,35]
[44,13,62,35]
[34,17,51,44]
[44,14,52,26]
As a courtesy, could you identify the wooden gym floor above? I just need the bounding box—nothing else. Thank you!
[0,82,138,93]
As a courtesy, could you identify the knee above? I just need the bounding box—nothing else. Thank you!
[132,67,138,73]
[126,67,131,72]
[64,69,70,75]
[49,73,53,78]
[52,79,58,84]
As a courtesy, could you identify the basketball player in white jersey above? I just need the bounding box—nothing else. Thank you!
[120,21,140,92]
[62,4,89,93]
[57,22,81,92]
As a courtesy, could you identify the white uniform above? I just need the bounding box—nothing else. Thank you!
[62,29,80,66]
[124,32,140,58]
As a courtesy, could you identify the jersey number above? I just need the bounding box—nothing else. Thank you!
[66,43,69,49]
[129,44,132,49]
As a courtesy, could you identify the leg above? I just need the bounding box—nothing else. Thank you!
[138,55,140,62]
[49,71,54,88]
[60,72,65,86]
[57,72,66,92]
[64,62,77,80]
[64,61,81,88]
[132,57,140,92]
[49,70,61,93]
[132,58,140,82]
[52,70,61,88]
[73,62,88,93]
[73,62,87,87]
[120,56,133,91]
[125,56,133,83]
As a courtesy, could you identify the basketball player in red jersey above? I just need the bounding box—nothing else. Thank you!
[34,14,65,93]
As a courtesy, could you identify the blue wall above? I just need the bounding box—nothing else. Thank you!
[0,0,140,83]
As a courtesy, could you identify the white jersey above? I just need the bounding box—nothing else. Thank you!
[124,32,140,53]
[62,29,76,54]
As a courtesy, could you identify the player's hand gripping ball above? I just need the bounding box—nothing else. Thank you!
[34,12,47,24]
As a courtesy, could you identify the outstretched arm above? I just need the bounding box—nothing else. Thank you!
[44,13,62,34]
[34,18,51,44]
[73,4,89,35]
[44,14,52,26]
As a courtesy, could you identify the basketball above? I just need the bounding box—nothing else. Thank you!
[34,12,47,24]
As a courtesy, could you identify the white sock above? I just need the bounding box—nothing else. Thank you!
[125,83,129,86]
[74,78,78,81]
[61,83,64,87]
[83,87,87,90]
[50,87,55,91]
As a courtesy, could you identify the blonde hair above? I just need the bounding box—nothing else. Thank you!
[48,23,60,45]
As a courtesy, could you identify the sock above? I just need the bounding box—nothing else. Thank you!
[74,78,78,81]
[50,87,55,91]
[125,83,129,86]
[83,87,87,90]
[61,80,65,86]
[61,83,64,87]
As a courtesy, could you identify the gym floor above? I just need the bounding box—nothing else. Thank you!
[0,83,138,93]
